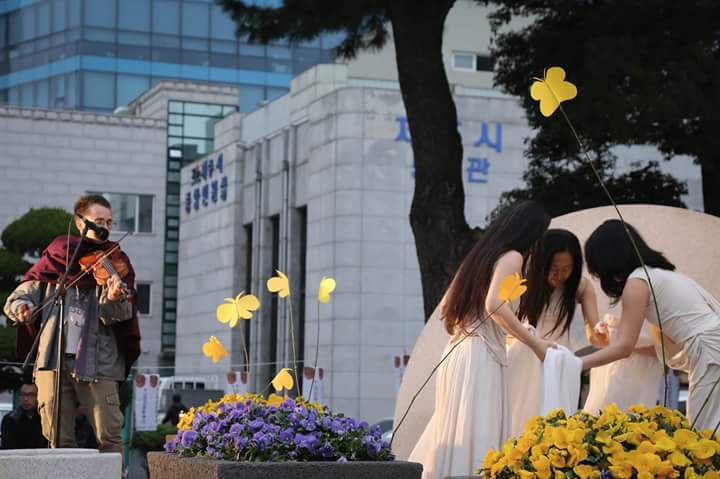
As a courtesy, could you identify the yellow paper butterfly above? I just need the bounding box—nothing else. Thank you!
[271,368,294,392]
[202,336,229,363]
[498,273,528,302]
[318,277,336,304]
[216,292,261,328]
[267,270,290,298]
[530,67,577,117]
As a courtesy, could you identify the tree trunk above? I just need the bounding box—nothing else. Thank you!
[700,159,720,217]
[388,0,478,320]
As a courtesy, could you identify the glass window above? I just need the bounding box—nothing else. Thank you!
[452,52,475,71]
[65,73,77,108]
[104,193,136,232]
[85,0,116,28]
[239,86,264,112]
[52,0,67,32]
[68,0,81,28]
[268,58,291,73]
[298,37,320,48]
[151,46,180,63]
[238,55,265,71]
[153,0,180,35]
[169,125,182,136]
[183,115,214,138]
[136,283,151,315]
[8,11,21,45]
[210,52,237,69]
[211,40,235,53]
[37,3,51,37]
[239,43,264,56]
[117,75,149,106]
[267,46,290,60]
[321,32,345,50]
[182,37,208,51]
[36,79,49,107]
[182,2,209,37]
[120,0,150,32]
[21,6,35,42]
[164,276,177,287]
[169,101,183,113]
[0,16,6,48]
[83,72,114,109]
[118,32,150,46]
[185,102,223,116]
[165,240,178,251]
[151,33,179,48]
[9,87,19,105]
[51,75,65,108]
[20,83,33,106]
[210,4,235,40]
[138,195,153,233]
[84,28,115,43]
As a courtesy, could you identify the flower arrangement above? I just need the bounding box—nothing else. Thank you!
[164,393,392,462]
[481,404,720,479]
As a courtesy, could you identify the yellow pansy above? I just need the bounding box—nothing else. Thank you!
[608,463,633,479]
[689,439,717,460]
[530,455,551,479]
[573,464,598,479]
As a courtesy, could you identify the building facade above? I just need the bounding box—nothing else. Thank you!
[0,0,339,113]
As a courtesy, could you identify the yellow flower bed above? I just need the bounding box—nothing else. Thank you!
[176,393,325,431]
[481,404,720,479]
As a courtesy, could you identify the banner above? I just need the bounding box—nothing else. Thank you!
[224,371,250,395]
[133,373,160,432]
[302,367,325,405]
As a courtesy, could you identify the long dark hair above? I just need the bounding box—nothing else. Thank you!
[585,220,675,298]
[442,201,550,335]
[518,229,582,337]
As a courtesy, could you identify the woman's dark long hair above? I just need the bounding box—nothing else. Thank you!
[518,229,582,338]
[585,220,675,299]
[441,201,550,335]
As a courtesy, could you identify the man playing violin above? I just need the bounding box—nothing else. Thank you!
[3,194,140,453]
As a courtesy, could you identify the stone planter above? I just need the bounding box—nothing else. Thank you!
[148,452,422,479]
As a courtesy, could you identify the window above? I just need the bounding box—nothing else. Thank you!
[120,0,150,31]
[210,4,235,40]
[452,51,494,72]
[136,282,152,315]
[92,193,154,233]
[52,0,67,33]
[153,0,180,35]
[268,215,280,366]
[117,75,149,106]
[239,85,264,112]
[85,0,116,28]
[82,71,115,110]
[182,2,209,37]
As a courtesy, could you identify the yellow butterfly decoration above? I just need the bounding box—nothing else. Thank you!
[317,277,336,304]
[267,270,290,298]
[530,67,577,117]
[202,336,229,363]
[216,292,261,328]
[498,273,528,302]
[271,368,294,392]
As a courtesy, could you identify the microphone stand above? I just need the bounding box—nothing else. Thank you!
[22,223,90,448]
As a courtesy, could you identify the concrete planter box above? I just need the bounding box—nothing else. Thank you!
[148,452,422,479]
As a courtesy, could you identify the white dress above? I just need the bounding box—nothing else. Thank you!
[628,267,720,430]
[583,315,663,414]
[507,288,587,437]
[408,316,510,479]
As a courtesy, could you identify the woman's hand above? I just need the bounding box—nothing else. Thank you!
[532,338,557,361]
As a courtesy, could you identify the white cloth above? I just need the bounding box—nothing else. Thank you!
[408,318,510,479]
[507,289,588,436]
[541,345,582,416]
[583,314,663,414]
[628,267,720,430]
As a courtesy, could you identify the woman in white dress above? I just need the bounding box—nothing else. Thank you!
[507,229,601,436]
[583,220,720,430]
[408,201,556,479]
[582,313,664,414]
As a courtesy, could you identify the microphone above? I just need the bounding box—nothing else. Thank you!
[76,214,110,241]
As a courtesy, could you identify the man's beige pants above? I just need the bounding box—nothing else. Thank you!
[35,358,124,453]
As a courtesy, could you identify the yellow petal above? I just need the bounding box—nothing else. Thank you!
[530,67,577,117]
[235,293,261,320]
[498,273,528,302]
[267,270,290,298]
[202,336,229,363]
[318,276,336,303]
[216,302,239,328]
[271,368,294,392]
[267,393,287,407]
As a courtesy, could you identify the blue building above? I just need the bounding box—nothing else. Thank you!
[0,0,341,113]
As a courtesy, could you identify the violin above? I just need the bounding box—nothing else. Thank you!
[78,242,132,298]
